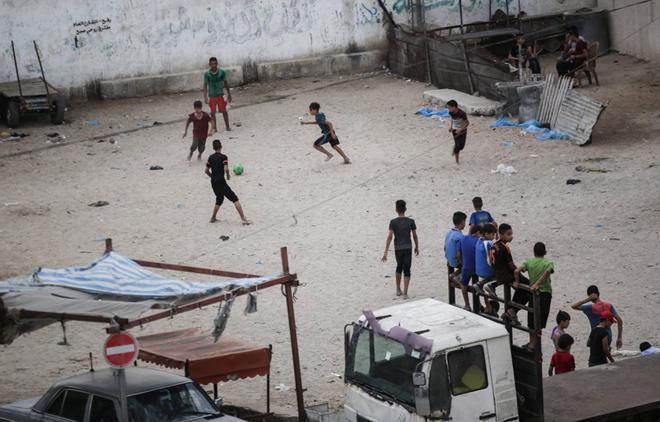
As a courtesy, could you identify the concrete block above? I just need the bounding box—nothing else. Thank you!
[423,89,505,116]
[257,50,385,81]
[99,66,243,100]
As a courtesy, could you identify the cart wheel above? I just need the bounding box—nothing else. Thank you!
[51,95,65,125]
[6,101,20,128]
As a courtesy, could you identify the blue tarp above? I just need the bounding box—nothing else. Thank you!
[0,252,274,299]
[416,107,450,117]
[490,119,569,141]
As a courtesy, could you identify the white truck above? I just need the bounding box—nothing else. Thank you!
[342,298,660,422]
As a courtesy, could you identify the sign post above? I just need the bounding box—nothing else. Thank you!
[104,332,139,422]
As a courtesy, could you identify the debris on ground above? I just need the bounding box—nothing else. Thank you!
[566,179,582,185]
[220,235,230,241]
[491,164,517,175]
[415,107,449,118]
[86,120,101,128]
[274,384,291,392]
[576,165,609,173]
[152,121,163,126]
[46,133,60,138]
[501,141,514,147]
[490,118,569,141]
[149,165,164,170]
[88,201,109,207]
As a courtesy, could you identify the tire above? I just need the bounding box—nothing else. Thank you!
[51,95,65,125]
[6,101,20,128]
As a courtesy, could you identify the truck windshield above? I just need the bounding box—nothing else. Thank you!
[345,326,421,407]
[127,382,219,422]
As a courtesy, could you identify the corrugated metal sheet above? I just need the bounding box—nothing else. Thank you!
[555,90,608,145]
[537,74,574,127]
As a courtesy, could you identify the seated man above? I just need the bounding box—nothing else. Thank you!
[556,28,588,77]
[508,34,541,74]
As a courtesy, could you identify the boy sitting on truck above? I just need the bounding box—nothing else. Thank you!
[515,242,554,350]
[549,333,575,376]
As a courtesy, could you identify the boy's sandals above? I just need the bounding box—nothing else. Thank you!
[484,285,498,298]
[473,283,485,295]
[242,220,252,226]
[502,312,521,326]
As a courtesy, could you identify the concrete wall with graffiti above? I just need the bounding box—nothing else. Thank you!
[1,0,387,91]
[360,0,596,28]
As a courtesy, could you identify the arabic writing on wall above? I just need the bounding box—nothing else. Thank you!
[73,18,112,35]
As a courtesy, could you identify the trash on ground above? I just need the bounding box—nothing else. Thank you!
[575,165,609,173]
[86,120,101,127]
[491,164,517,175]
[46,133,60,138]
[501,141,513,147]
[566,179,582,185]
[416,107,450,118]
[274,384,290,392]
[88,201,109,207]
[220,235,230,241]
[149,165,164,170]
[152,121,163,126]
[490,118,569,141]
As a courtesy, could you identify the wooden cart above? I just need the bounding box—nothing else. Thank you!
[1,41,65,128]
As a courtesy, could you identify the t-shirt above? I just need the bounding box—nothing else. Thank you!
[469,210,494,227]
[588,326,610,366]
[444,228,464,268]
[389,217,417,250]
[315,112,330,134]
[206,152,228,184]
[550,351,575,374]
[187,112,212,139]
[510,43,531,61]
[475,239,494,278]
[520,257,554,293]
[459,235,479,274]
[449,109,468,131]
[550,326,565,349]
[580,302,619,342]
[204,69,226,97]
[574,39,588,65]
[491,240,514,283]
[641,347,660,356]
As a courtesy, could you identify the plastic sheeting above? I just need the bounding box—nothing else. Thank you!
[416,107,450,117]
[490,119,569,141]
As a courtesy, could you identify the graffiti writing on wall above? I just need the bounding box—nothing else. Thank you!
[73,18,112,35]
[391,0,513,14]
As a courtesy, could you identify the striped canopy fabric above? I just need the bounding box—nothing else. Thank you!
[2,252,274,300]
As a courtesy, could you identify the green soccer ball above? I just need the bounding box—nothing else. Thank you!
[233,164,244,175]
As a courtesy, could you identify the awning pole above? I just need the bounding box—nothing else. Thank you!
[281,247,305,421]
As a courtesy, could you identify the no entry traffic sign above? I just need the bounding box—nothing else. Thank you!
[104,332,139,368]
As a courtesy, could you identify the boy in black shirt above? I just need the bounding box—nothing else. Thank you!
[382,200,419,299]
[205,140,250,225]
[447,100,469,164]
[588,312,616,366]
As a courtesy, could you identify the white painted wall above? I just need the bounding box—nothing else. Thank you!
[0,0,387,91]
[597,0,660,61]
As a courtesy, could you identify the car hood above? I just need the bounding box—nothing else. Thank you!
[204,415,246,421]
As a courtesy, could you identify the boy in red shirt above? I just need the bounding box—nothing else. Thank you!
[548,333,575,376]
[183,100,214,161]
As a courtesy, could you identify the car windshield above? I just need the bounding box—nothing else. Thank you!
[345,326,421,407]
[127,382,218,422]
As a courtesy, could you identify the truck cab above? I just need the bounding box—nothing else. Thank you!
[344,298,518,422]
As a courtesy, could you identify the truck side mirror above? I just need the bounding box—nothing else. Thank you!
[412,371,426,386]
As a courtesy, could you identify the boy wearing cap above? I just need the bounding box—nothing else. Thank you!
[571,285,623,348]
[587,312,616,366]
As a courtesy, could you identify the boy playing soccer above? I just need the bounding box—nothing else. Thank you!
[515,242,555,350]
[548,334,575,376]
[382,200,419,299]
[183,100,214,161]
[447,100,469,164]
[444,211,466,285]
[205,140,250,225]
[469,196,497,229]
[301,102,351,164]
[203,57,232,132]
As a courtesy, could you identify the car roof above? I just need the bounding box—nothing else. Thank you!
[49,367,190,397]
[359,298,509,352]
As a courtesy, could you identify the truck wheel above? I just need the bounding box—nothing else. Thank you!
[50,95,65,125]
[6,101,20,128]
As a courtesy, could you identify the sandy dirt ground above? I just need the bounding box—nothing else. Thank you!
[1,53,659,416]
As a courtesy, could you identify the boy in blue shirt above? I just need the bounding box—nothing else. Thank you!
[444,212,466,286]
[474,224,497,315]
[571,285,623,349]
[301,102,351,164]
[469,196,497,229]
[459,225,481,311]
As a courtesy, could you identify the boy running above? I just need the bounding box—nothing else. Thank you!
[447,100,469,164]
[205,140,250,225]
[183,100,214,161]
[382,200,419,299]
[203,57,232,132]
[301,102,351,164]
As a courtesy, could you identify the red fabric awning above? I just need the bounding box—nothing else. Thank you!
[137,327,270,385]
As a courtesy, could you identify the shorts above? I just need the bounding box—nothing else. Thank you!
[314,134,340,147]
[190,138,207,153]
[209,96,227,114]
[528,292,552,330]
[460,270,478,287]
[394,248,412,277]
[452,130,466,154]
[211,181,238,206]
